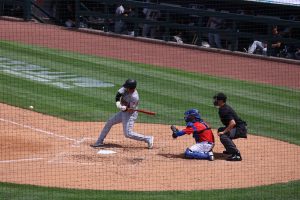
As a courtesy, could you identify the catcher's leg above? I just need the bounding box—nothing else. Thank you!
[184,142,214,160]
[185,148,210,159]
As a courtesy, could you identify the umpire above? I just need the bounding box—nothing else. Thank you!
[213,93,247,161]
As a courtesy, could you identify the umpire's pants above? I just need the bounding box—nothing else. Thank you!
[218,127,239,154]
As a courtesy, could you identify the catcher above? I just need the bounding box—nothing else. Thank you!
[171,109,215,161]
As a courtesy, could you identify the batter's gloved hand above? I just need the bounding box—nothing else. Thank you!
[120,105,127,111]
[170,125,178,139]
[116,101,127,111]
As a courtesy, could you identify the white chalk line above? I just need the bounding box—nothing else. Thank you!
[47,152,68,164]
[49,160,96,166]
[0,158,44,163]
[0,117,78,143]
[71,137,94,147]
[0,118,125,165]
[0,118,107,166]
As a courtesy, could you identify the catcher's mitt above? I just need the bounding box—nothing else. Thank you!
[170,125,178,139]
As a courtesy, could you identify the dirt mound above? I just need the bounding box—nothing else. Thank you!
[0,103,299,191]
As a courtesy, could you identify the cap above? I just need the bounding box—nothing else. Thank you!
[213,92,227,102]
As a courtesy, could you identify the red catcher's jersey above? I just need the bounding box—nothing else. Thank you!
[183,121,215,143]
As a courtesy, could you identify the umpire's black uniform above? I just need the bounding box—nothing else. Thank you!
[214,93,247,161]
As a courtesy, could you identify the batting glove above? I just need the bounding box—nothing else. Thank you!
[116,101,127,111]
[120,105,127,111]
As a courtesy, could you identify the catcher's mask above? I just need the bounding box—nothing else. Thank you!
[184,109,201,123]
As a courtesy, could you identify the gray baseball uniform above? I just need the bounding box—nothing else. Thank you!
[94,87,152,145]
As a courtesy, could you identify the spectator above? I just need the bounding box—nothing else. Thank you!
[57,0,75,28]
[173,32,184,44]
[64,1,75,28]
[247,26,282,56]
[207,12,224,48]
[295,48,300,60]
[142,0,160,38]
[124,5,135,36]
[114,3,125,34]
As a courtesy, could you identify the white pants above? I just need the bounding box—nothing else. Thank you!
[248,40,267,55]
[189,141,214,153]
[95,111,150,145]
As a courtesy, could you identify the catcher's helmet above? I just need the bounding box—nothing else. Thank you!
[123,79,137,89]
[184,109,201,122]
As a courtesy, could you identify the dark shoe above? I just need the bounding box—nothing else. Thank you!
[223,150,231,155]
[227,154,242,161]
[90,143,105,148]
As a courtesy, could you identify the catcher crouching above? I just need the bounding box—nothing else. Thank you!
[171,109,215,161]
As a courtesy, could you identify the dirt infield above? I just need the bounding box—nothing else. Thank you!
[0,20,300,191]
[0,103,300,191]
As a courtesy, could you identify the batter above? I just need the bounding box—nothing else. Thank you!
[90,79,154,149]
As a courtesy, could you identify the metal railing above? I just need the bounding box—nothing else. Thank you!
[74,0,300,54]
[11,0,300,57]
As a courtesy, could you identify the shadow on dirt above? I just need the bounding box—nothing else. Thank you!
[89,143,123,149]
[157,153,185,159]
[213,152,228,160]
[158,152,228,160]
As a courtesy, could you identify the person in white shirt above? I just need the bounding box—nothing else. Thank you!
[114,4,125,33]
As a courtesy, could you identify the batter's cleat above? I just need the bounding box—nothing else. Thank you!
[147,136,154,149]
[90,143,105,148]
[208,151,214,161]
[227,153,242,161]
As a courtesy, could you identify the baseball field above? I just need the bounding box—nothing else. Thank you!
[0,20,299,199]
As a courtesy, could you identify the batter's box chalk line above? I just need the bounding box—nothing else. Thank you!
[71,137,94,147]
[0,157,44,164]
[0,117,83,147]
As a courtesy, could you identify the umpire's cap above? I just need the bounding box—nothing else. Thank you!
[214,92,227,102]
[123,79,137,89]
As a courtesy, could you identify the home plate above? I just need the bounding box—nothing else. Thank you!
[97,149,117,155]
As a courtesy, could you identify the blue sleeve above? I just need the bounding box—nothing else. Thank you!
[176,130,185,137]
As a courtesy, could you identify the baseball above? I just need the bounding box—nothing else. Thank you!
[29,106,34,109]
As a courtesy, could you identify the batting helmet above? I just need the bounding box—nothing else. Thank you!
[123,79,137,89]
[184,109,202,123]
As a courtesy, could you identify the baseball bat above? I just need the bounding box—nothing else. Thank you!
[132,109,156,115]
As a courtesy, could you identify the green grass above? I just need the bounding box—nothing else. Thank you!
[0,181,299,200]
[0,41,299,199]
[0,40,299,145]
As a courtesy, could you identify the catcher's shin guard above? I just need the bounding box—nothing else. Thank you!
[184,148,210,159]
